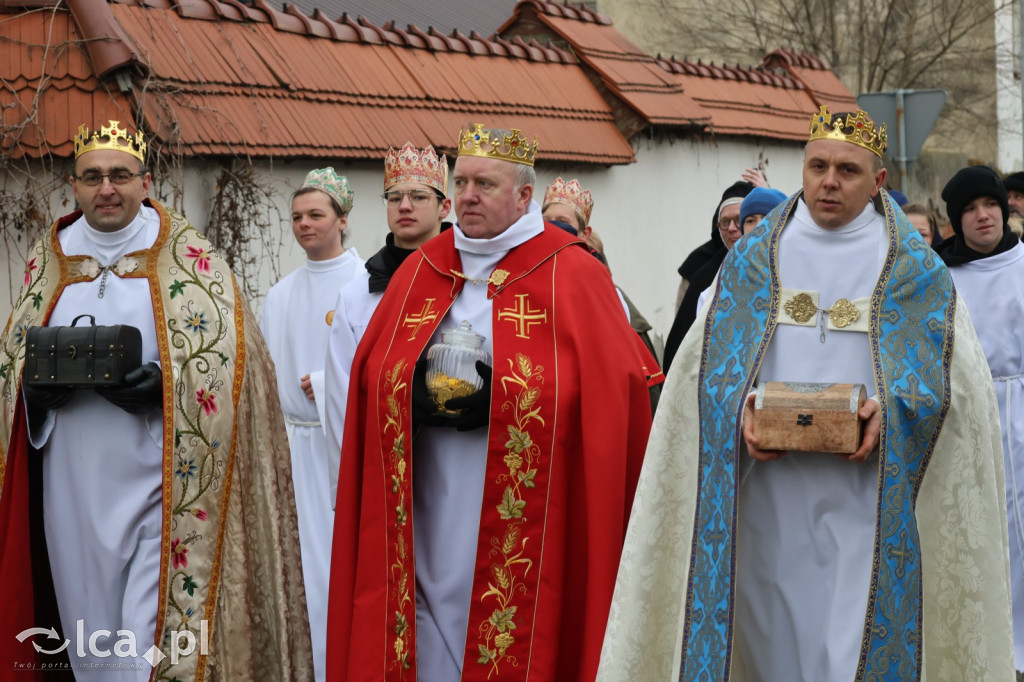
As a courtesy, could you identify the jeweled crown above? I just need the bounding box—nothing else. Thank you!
[457,123,538,167]
[542,177,594,224]
[301,167,354,214]
[808,106,887,158]
[384,143,448,195]
[74,121,147,162]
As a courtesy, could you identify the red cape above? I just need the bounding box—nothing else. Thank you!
[326,224,659,681]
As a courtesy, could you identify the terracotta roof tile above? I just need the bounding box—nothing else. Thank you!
[2,0,857,164]
[762,48,859,111]
[1,9,134,158]
[500,1,709,129]
[0,0,632,162]
[500,1,857,139]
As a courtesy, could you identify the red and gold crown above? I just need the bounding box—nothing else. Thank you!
[542,177,594,224]
[808,106,887,158]
[457,123,538,166]
[301,167,354,214]
[384,143,448,194]
[73,121,147,162]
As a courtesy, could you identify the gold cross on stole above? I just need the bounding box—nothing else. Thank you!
[403,298,438,340]
[498,294,548,339]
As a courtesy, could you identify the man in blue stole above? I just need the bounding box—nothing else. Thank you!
[597,107,1014,681]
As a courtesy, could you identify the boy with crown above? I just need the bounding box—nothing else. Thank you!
[326,124,662,681]
[598,107,1014,681]
[322,143,451,509]
[260,167,363,682]
[0,121,312,680]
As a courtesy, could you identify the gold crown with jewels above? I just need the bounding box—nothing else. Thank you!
[384,143,448,194]
[457,123,538,166]
[301,167,354,214]
[543,177,594,224]
[808,106,887,158]
[73,121,147,162]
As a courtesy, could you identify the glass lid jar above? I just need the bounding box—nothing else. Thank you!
[425,320,491,415]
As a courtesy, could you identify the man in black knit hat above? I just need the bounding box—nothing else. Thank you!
[940,164,1024,675]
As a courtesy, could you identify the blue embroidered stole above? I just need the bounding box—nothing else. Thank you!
[678,190,954,682]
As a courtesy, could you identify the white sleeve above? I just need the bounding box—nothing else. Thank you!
[324,289,360,510]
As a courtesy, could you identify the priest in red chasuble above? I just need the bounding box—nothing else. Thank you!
[326,123,662,682]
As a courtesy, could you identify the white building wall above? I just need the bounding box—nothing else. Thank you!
[2,136,807,358]
[996,0,1023,171]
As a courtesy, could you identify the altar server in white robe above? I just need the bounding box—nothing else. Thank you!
[322,143,450,505]
[261,168,362,682]
[938,164,1024,671]
[598,107,1013,681]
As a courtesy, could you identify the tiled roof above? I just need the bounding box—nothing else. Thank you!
[499,1,709,135]
[2,0,636,163]
[762,48,859,112]
[0,0,858,163]
[277,0,519,37]
[656,57,815,141]
[499,1,858,141]
[0,8,136,157]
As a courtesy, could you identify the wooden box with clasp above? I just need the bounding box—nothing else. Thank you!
[752,382,866,454]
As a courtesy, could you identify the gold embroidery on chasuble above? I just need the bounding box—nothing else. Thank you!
[475,353,546,675]
[497,294,548,340]
[403,298,439,341]
[383,358,414,673]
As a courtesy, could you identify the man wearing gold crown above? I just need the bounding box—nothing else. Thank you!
[322,143,451,510]
[0,121,312,679]
[597,108,1014,681]
[326,124,662,681]
[260,167,362,682]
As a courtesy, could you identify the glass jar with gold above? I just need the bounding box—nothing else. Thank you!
[425,320,490,415]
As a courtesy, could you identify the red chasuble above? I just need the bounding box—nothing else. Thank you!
[327,224,659,681]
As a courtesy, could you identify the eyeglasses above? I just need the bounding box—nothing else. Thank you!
[74,170,146,187]
[718,217,741,230]
[381,190,436,207]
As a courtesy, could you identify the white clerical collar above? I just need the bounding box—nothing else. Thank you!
[305,247,358,273]
[795,197,880,234]
[79,205,153,248]
[453,200,545,255]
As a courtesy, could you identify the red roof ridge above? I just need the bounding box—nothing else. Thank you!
[763,47,832,71]
[658,54,803,89]
[152,0,572,62]
[528,0,613,26]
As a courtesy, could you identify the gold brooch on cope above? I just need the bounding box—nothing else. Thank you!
[450,268,510,287]
[784,293,860,328]
[326,310,335,326]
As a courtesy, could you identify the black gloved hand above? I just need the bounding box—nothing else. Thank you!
[444,361,492,432]
[412,358,454,429]
[96,362,163,414]
[22,383,75,412]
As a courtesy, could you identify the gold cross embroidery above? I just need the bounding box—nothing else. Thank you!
[498,294,548,339]
[403,298,438,341]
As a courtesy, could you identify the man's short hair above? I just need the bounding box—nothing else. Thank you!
[514,163,536,192]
